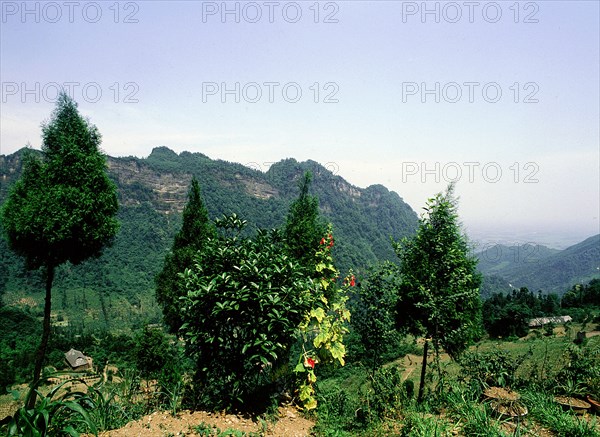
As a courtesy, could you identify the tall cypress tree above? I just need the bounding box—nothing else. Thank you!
[283,171,326,273]
[0,92,119,407]
[156,177,215,333]
[394,184,482,403]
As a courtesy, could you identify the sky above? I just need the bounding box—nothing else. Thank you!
[1,0,599,249]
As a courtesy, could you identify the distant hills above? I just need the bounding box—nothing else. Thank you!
[476,235,600,297]
[0,147,418,332]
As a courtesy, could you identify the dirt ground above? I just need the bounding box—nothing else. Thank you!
[94,406,314,436]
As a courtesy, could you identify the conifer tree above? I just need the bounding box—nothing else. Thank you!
[0,92,119,407]
[156,177,215,333]
[394,184,482,403]
[283,171,326,273]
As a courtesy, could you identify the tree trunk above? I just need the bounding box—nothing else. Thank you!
[26,263,55,409]
[417,339,428,404]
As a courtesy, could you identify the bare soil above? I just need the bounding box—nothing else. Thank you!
[94,406,314,436]
[484,387,520,401]
[554,396,592,411]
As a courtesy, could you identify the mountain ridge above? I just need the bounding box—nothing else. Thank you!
[0,146,418,332]
[2,146,597,331]
[477,235,600,296]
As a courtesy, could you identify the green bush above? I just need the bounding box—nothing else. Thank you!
[554,343,600,397]
[370,365,405,419]
[349,262,402,371]
[314,386,368,434]
[180,216,316,410]
[458,349,530,392]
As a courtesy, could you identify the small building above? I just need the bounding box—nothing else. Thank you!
[528,315,572,328]
[65,348,93,372]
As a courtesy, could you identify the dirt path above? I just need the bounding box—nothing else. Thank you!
[95,406,314,436]
[399,354,421,382]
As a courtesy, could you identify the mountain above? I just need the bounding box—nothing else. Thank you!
[477,235,600,296]
[0,147,418,333]
[476,243,560,274]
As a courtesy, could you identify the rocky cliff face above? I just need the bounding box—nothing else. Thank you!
[107,157,191,212]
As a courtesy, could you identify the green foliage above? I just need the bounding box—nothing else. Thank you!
[394,184,482,404]
[522,390,599,437]
[482,288,535,338]
[314,367,371,434]
[294,228,351,411]
[394,184,483,360]
[0,306,40,390]
[180,215,314,410]
[0,92,119,407]
[459,349,531,392]
[192,422,215,436]
[444,389,505,437]
[554,343,600,397]
[6,380,98,437]
[482,284,587,339]
[562,279,600,308]
[71,385,131,432]
[156,178,215,333]
[134,327,173,379]
[369,365,406,419]
[1,147,418,342]
[349,262,402,371]
[48,329,136,372]
[312,335,600,437]
[283,171,326,272]
[398,412,452,437]
[1,93,119,270]
[159,379,184,418]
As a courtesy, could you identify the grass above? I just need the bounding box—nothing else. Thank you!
[312,331,600,437]
[522,390,599,436]
[2,328,599,436]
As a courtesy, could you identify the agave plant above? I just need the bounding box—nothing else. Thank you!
[6,380,98,437]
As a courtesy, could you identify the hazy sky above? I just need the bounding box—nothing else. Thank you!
[1,1,599,247]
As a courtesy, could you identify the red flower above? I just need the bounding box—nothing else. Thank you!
[328,235,334,248]
[320,237,326,245]
[306,357,316,369]
[350,276,356,287]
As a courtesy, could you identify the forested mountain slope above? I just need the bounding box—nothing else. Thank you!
[0,147,418,332]
[477,235,600,296]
